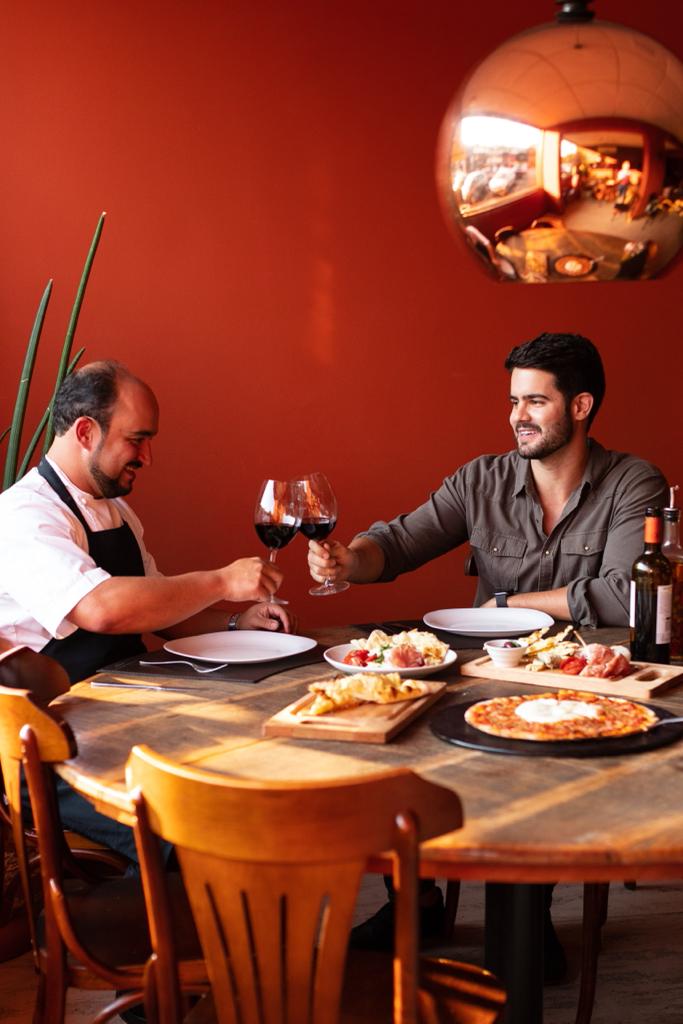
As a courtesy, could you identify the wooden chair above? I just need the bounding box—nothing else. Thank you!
[0,647,130,964]
[0,646,128,871]
[127,745,506,1024]
[530,216,561,229]
[464,226,517,281]
[493,225,516,245]
[0,685,203,1024]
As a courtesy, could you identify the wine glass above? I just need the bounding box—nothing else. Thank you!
[254,478,302,605]
[298,472,350,596]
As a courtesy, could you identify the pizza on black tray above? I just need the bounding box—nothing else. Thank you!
[464,689,657,742]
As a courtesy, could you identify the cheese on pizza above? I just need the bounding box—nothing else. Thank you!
[303,673,427,716]
[464,689,657,741]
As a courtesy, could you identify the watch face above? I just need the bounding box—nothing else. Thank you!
[495,592,508,607]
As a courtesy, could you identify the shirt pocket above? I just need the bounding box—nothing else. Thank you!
[469,526,527,592]
[559,530,607,585]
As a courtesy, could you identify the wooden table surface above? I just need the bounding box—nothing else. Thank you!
[496,226,629,282]
[53,623,683,885]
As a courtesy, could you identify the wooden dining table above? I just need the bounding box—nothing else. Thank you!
[495,226,631,282]
[51,622,683,1024]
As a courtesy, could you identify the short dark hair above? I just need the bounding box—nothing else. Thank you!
[504,332,605,428]
[51,361,132,436]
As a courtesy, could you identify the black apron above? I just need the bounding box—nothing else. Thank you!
[38,458,146,683]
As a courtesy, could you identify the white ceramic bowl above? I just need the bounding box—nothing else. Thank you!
[483,639,526,668]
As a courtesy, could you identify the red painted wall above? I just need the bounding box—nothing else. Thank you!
[1,0,681,631]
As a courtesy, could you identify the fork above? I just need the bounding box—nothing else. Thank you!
[138,659,229,674]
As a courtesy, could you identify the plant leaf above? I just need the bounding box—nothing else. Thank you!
[43,211,106,453]
[3,280,53,490]
[17,347,85,479]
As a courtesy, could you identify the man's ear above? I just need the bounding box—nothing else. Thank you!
[572,392,594,424]
[73,416,100,451]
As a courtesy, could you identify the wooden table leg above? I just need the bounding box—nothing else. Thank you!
[485,882,545,1024]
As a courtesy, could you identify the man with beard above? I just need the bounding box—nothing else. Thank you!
[0,361,292,865]
[307,332,667,978]
[308,332,667,626]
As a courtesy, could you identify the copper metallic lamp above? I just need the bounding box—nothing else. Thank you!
[437,0,683,282]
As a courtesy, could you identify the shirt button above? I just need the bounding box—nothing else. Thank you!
[584,545,590,551]
[492,546,498,553]
[545,550,551,556]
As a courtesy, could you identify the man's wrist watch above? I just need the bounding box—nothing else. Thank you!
[227,613,241,631]
[494,591,509,608]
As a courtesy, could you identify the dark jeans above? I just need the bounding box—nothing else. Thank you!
[21,776,172,874]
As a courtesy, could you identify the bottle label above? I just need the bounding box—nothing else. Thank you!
[656,584,673,644]
[644,515,662,544]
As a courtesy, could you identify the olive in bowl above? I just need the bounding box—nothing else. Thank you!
[483,639,526,668]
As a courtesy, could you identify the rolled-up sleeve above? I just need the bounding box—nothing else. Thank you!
[567,467,669,627]
[0,501,110,639]
[358,471,470,581]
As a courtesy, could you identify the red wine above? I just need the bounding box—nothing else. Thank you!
[255,522,299,549]
[299,518,336,541]
[630,507,672,663]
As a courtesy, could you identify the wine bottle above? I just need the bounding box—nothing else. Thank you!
[630,506,672,664]
[662,486,683,665]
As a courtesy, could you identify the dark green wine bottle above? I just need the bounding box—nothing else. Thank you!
[630,507,672,663]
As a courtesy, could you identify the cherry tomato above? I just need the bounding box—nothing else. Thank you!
[560,656,585,675]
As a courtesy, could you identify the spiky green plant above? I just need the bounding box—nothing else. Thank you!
[1,213,105,491]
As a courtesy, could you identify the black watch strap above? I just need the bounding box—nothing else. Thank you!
[494,591,509,608]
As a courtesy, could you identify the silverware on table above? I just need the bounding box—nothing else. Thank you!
[138,659,229,674]
[91,680,199,692]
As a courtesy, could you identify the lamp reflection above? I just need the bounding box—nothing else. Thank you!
[438,21,683,282]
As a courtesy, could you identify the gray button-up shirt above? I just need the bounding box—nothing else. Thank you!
[359,440,668,627]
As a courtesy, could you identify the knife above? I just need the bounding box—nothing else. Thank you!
[91,679,201,693]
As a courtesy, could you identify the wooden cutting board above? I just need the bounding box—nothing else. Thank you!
[459,656,683,699]
[262,681,447,744]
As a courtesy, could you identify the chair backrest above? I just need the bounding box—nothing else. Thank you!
[0,684,75,961]
[464,226,517,281]
[0,646,71,707]
[127,745,464,1024]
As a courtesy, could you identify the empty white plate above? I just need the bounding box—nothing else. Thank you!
[164,631,317,664]
[423,608,553,638]
[324,644,457,677]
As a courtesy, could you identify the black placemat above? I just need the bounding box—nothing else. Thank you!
[429,700,683,758]
[96,644,326,685]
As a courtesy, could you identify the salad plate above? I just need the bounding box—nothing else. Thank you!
[324,644,457,678]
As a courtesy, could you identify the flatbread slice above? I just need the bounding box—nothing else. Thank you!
[303,673,428,716]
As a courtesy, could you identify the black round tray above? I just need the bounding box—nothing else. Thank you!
[429,700,683,758]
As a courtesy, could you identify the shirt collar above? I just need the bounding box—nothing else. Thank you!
[511,438,605,498]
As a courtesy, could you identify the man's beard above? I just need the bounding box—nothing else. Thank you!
[515,411,573,461]
[89,450,142,498]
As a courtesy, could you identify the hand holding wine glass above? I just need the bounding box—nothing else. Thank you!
[299,472,350,596]
[254,478,302,605]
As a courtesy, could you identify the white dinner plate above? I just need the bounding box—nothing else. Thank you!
[324,644,457,678]
[422,608,554,638]
[163,631,317,664]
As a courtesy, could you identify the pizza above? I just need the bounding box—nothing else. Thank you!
[302,673,427,716]
[464,689,657,742]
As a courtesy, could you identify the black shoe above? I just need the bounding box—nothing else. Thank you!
[543,911,567,985]
[350,891,445,951]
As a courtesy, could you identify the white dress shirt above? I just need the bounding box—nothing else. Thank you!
[0,458,159,651]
